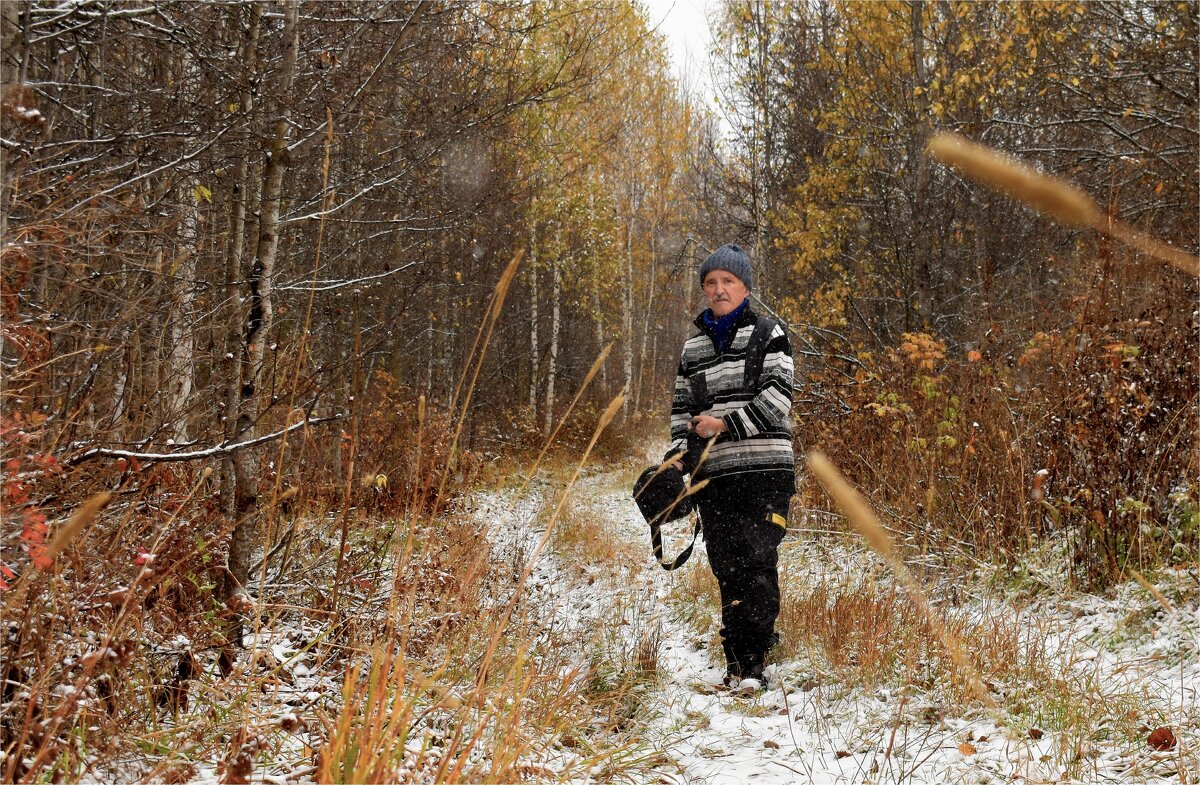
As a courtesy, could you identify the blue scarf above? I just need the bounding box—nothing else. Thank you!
[702,299,748,352]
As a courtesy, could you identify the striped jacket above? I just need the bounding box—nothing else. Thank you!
[668,307,795,482]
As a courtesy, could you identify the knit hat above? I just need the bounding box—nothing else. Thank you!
[699,243,753,290]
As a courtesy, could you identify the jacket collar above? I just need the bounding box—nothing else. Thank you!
[694,300,756,336]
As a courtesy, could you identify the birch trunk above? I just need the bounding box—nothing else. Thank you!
[589,189,607,396]
[165,41,217,442]
[166,218,197,442]
[109,323,130,439]
[228,0,299,596]
[634,230,657,412]
[543,234,561,437]
[622,217,634,416]
[222,2,261,517]
[528,205,539,419]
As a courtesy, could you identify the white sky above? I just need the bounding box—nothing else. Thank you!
[642,0,718,104]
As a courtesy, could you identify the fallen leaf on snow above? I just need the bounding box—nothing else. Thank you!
[1148,727,1176,751]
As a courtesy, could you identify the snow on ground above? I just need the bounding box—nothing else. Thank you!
[479,462,1198,784]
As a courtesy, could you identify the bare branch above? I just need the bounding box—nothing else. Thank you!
[66,413,344,467]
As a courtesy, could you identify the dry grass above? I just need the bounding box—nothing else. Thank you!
[667,557,721,641]
[774,543,1198,781]
[546,473,643,568]
[776,567,1041,704]
[807,450,992,705]
[0,457,667,783]
[0,254,659,783]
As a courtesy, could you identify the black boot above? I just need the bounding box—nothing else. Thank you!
[739,652,766,689]
[722,639,742,686]
[722,662,743,687]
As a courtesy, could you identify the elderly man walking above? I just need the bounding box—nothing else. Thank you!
[667,243,796,688]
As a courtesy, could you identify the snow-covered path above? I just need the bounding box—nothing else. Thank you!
[477,463,1198,785]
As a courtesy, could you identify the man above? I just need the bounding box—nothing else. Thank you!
[667,243,795,688]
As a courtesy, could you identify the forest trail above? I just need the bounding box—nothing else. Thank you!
[4,4,1196,783]
[475,460,1198,785]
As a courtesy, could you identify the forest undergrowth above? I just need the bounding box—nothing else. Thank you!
[3,240,1197,782]
[794,241,1198,590]
[2,2,1197,782]
[1,418,667,783]
[2,343,1197,782]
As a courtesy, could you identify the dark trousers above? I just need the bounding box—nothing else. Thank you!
[697,475,791,674]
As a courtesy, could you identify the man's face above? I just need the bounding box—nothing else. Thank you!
[703,269,749,318]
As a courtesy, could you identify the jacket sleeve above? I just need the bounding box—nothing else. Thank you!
[665,353,693,462]
[720,324,793,440]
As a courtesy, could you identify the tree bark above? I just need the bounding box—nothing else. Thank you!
[543,225,561,436]
[228,0,300,599]
[223,2,263,518]
[908,0,934,321]
[590,189,608,397]
[634,229,658,412]
[528,201,540,420]
[622,215,634,416]
[0,0,24,245]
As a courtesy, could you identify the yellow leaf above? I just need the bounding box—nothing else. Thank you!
[193,184,212,204]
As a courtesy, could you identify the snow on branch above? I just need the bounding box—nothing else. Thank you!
[276,261,418,293]
[66,413,344,466]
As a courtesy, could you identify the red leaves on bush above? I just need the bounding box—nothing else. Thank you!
[2,413,65,577]
[19,512,52,571]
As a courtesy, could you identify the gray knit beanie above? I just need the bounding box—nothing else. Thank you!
[698,243,753,290]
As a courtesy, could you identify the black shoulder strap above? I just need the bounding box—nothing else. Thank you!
[743,315,778,391]
[650,513,702,571]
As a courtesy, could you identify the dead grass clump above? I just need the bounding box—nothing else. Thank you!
[668,558,721,637]
[634,625,662,677]
[776,558,1055,710]
[547,489,642,567]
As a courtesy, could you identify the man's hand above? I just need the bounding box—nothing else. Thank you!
[688,415,726,440]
